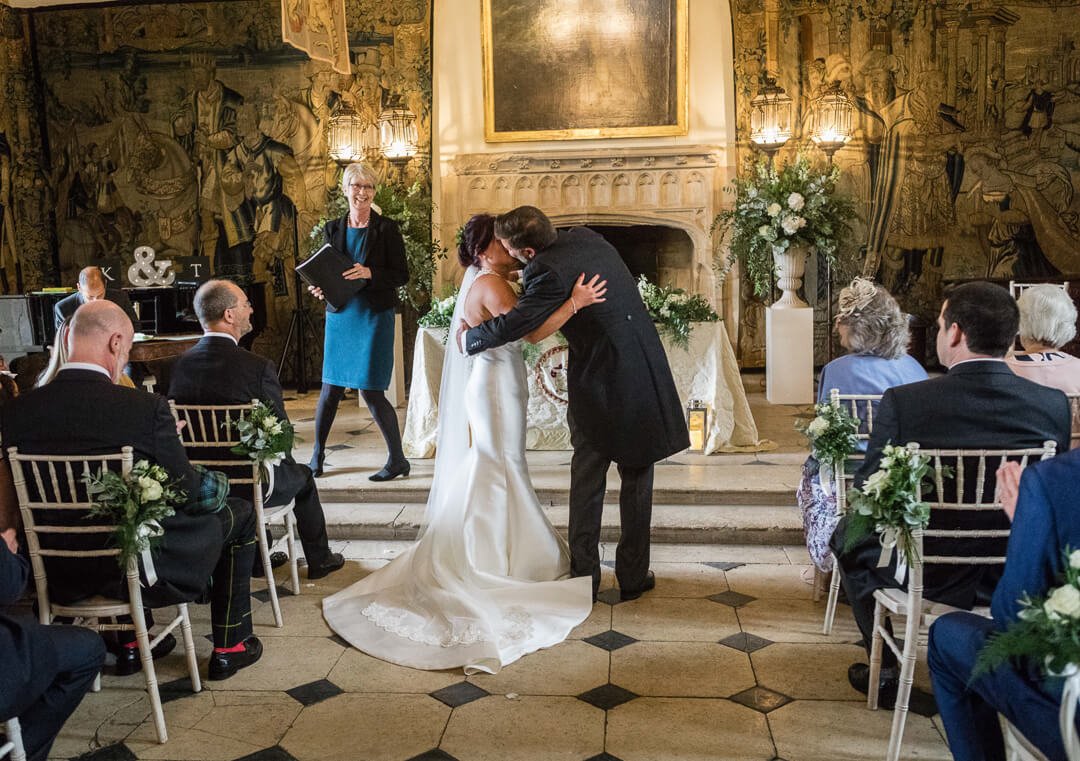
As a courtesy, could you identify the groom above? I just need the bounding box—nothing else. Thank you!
[462,206,688,601]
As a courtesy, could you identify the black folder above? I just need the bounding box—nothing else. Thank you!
[295,243,368,311]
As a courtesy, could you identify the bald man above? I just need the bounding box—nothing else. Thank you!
[2,301,263,681]
[53,266,138,330]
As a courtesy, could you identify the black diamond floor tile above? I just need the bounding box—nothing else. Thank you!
[584,754,626,761]
[346,428,370,436]
[232,746,301,761]
[707,590,757,608]
[729,686,793,714]
[583,630,638,652]
[282,396,297,402]
[296,417,315,423]
[702,561,744,571]
[718,632,773,653]
[286,679,343,706]
[429,681,489,708]
[70,744,137,761]
[596,588,623,605]
[326,443,353,451]
[577,683,638,711]
[251,585,292,604]
[406,750,460,761]
[158,676,198,704]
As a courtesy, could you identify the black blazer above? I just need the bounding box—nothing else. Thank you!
[54,288,138,329]
[323,210,409,313]
[465,227,689,466]
[841,360,1072,608]
[0,369,224,608]
[168,335,307,508]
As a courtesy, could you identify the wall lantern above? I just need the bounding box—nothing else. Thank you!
[749,76,793,161]
[686,399,709,453]
[327,103,376,165]
[810,81,854,164]
[378,103,419,163]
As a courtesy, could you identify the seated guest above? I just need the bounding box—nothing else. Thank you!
[831,281,1071,704]
[797,278,927,573]
[53,266,137,330]
[38,319,136,389]
[1006,284,1080,394]
[1,300,263,681]
[1,526,106,761]
[168,279,345,580]
[929,449,1080,761]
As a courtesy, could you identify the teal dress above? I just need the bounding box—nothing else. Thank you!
[322,226,395,390]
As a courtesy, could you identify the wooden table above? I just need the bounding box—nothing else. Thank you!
[128,334,203,363]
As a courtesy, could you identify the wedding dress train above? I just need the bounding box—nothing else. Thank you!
[322,268,592,674]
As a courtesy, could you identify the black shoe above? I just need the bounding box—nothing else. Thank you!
[848,662,898,708]
[208,636,263,681]
[619,570,656,601]
[309,452,326,477]
[253,551,289,577]
[307,552,345,580]
[112,633,178,677]
[369,461,410,482]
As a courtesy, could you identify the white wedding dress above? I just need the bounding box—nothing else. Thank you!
[322,267,592,674]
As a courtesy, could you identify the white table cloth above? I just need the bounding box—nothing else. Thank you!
[402,322,772,458]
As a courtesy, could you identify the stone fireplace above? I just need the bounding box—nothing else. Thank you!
[442,146,733,324]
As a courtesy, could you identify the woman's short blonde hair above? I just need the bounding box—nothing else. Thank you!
[340,162,379,194]
[835,278,910,360]
[1018,284,1077,349]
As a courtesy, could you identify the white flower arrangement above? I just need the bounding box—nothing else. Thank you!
[418,290,458,330]
[977,547,1080,678]
[636,276,720,349]
[229,401,295,471]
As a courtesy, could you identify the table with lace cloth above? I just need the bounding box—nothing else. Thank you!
[402,322,774,458]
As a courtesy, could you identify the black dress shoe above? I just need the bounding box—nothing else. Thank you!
[369,461,410,482]
[112,633,178,677]
[307,552,345,580]
[208,636,263,681]
[848,662,898,708]
[619,570,657,601]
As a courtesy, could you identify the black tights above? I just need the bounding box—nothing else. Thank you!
[311,384,405,468]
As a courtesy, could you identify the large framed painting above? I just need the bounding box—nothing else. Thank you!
[482,0,688,142]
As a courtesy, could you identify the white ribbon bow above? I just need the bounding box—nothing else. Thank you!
[137,519,164,587]
[875,527,908,584]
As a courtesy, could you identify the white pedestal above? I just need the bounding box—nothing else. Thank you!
[766,306,814,405]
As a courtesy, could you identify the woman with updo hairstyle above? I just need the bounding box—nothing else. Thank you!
[306,162,410,480]
[796,278,927,574]
[1006,284,1080,395]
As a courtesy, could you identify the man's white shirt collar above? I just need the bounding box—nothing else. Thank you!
[60,362,112,379]
[204,331,238,345]
[949,357,1006,368]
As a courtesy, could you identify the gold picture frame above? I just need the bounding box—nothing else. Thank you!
[481,0,689,142]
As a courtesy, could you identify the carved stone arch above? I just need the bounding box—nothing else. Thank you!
[612,173,633,206]
[636,173,657,206]
[561,175,582,208]
[494,176,513,210]
[685,171,706,207]
[587,174,610,207]
[514,176,534,206]
[660,172,680,206]
[538,174,558,208]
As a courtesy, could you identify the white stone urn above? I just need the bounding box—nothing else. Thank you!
[773,245,811,309]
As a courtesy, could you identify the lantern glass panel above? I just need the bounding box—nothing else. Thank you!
[379,106,419,160]
[749,83,793,151]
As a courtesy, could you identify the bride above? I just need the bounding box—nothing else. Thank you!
[323,213,606,674]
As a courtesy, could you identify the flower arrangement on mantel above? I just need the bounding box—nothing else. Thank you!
[637,276,720,349]
[711,154,856,299]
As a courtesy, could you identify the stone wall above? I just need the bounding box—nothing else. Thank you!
[2,0,431,363]
[732,0,1080,364]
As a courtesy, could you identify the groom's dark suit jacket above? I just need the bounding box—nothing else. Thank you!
[0,369,223,607]
[837,360,1071,609]
[167,335,308,509]
[465,227,689,466]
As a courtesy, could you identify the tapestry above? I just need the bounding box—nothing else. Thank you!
[282,0,352,75]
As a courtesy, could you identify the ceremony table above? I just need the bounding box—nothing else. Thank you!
[402,322,772,458]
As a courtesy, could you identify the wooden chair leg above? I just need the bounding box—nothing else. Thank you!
[4,717,26,761]
[867,601,885,710]
[177,604,202,694]
[256,524,284,628]
[132,605,167,744]
[822,556,843,635]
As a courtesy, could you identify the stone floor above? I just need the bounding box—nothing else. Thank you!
[48,541,951,761]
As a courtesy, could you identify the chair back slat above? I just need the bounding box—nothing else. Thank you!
[1068,393,1080,451]
[168,400,263,507]
[828,390,885,519]
[1008,280,1069,300]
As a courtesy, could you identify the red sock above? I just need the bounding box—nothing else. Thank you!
[122,640,139,649]
[213,642,247,653]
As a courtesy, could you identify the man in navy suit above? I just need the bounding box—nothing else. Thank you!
[929,448,1080,761]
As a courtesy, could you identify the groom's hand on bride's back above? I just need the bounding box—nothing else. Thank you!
[456,321,469,354]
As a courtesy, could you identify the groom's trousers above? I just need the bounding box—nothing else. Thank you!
[568,443,654,598]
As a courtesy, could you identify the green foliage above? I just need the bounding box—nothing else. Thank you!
[228,400,297,467]
[305,183,349,258]
[636,275,720,350]
[712,154,856,300]
[797,401,859,470]
[844,444,937,568]
[374,182,446,313]
[976,548,1080,678]
[83,460,185,570]
[418,289,457,330]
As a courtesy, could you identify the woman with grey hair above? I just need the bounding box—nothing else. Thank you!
[307,162,410,480]
[1006,284,1080,394]
[796,278,927,573]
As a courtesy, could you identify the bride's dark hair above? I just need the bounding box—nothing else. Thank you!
[457,213,495,268]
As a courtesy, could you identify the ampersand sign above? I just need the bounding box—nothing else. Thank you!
[128,246,175,287]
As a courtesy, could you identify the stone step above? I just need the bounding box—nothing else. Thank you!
[322,501,803,546]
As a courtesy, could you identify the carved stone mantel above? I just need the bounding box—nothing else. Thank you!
[444,145,732,311]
